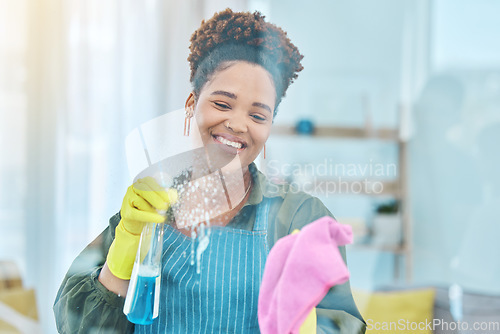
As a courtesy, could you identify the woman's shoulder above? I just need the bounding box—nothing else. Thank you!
[279,189,333,228]
[264,184,334,245]
[251,164,334,235]
[252,164,329,210]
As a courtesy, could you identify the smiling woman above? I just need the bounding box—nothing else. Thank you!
[53,8,366,334]
[188,62,275,169]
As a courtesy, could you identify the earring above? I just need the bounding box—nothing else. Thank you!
[263,144,266,159]
[184,108,193,136]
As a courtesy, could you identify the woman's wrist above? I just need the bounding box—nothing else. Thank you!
[98,262,130,297]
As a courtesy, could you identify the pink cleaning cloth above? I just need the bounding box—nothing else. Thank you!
[258,216,352,334]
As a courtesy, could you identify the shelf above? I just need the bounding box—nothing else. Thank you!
[301,178,401,197]
[271,125,400,141]
[346,243,409,255]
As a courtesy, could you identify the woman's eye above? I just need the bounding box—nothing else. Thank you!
[251,114,266,122]
[214,102,230,109]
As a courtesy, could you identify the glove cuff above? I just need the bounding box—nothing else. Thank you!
[106,221,140,280]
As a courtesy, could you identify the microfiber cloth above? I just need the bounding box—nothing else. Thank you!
[258,216,352,334]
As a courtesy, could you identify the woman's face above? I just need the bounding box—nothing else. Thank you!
[186,61,276,170]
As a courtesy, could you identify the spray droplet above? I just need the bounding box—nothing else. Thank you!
[190,229,196,266]
[196,223,210,274]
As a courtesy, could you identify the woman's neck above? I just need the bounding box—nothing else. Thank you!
[174,163,253,236]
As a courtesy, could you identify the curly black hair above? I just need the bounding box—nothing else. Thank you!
[188,8,304,115]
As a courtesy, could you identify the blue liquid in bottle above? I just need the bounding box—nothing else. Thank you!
[126,274,159,325]
[124,222,164,325]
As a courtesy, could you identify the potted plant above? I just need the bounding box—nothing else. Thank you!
[371,200,402,247]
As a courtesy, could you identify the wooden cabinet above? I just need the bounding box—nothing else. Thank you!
[265,123,412,282]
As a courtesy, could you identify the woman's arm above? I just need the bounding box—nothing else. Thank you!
[276,195,366,334]
[53,213,134,333]
[314,247,366,334]
[98,262,130,297]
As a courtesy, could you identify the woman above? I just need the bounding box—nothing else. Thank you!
[54,8,366,333]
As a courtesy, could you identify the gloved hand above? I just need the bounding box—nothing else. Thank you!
[107,177,177,280]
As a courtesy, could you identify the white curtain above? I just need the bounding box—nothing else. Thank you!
[0,0,247,332]
[0,0,29,284]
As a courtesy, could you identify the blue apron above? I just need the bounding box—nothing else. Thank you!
[135,198,271,333]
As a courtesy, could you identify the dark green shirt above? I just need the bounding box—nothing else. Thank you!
[54,164,366,333]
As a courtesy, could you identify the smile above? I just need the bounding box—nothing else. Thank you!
[212,135,246,151]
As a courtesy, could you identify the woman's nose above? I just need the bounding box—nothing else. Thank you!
[225,114,247,133]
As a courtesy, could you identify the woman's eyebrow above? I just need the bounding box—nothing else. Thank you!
[252,102,272,114]
[210,90,237,99]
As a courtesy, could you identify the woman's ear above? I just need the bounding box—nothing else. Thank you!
[185,92,196,111]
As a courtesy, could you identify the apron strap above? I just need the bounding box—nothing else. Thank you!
[253,197,271,232]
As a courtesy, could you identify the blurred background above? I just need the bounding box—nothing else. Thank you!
[1,0,499,332]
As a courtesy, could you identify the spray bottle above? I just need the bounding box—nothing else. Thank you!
[123,218,165,325]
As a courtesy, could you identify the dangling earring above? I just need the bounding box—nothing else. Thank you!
[184,108,193,136]
[263,144,266,159]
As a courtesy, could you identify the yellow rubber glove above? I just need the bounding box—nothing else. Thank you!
[291,229,318,334]
[299,307,317,334]
[107,177,177,280]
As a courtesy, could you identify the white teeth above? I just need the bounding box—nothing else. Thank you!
[216,136,242,149]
